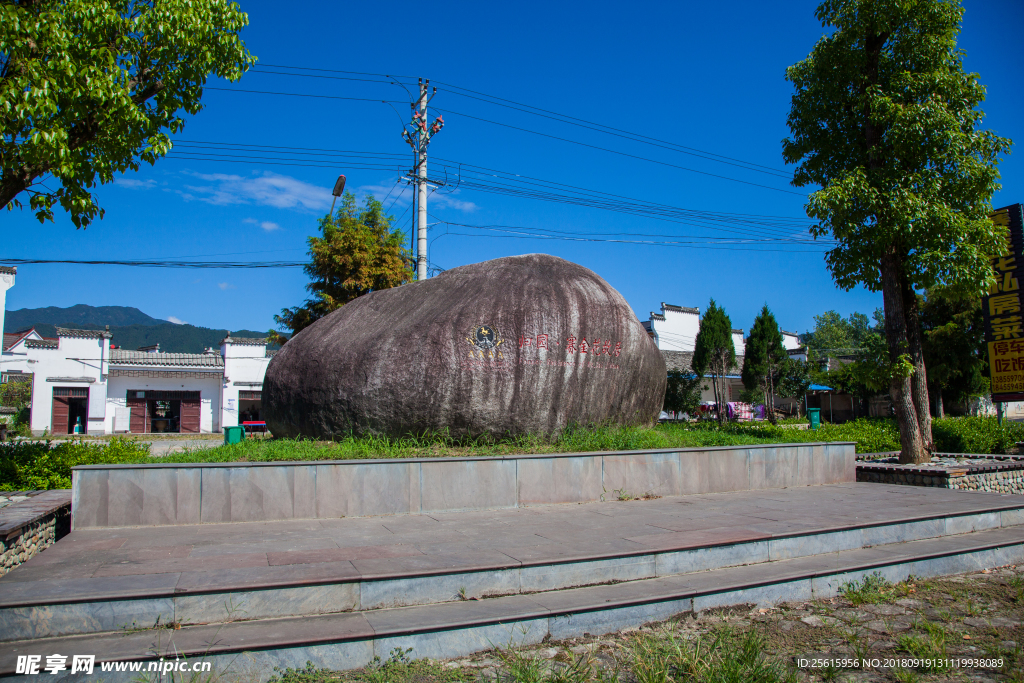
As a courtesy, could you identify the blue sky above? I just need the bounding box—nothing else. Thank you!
[4,0,1022,337]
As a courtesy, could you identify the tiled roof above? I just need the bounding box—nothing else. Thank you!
[0,266,16,275]
[2,329,35,351]
[662,303,699,314]
[266,349,279,358]
[56,327,112,339]
[220,336,268,346]
[25,339,59,349]
[109,349,225,368]
[649,313,666,321]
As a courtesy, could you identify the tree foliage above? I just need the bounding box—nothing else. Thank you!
[663,371,702,416]
[692,299,735,424]
[802,310,877,354]
[920,287,987,415]
[741,305,788,424]
[1,0,255,227]
[271,193,412,344]
[783,0,1011,463]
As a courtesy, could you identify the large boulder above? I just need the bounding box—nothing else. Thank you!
[263,254,666,439]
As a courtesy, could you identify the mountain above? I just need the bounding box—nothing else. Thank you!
[4,305,276,353]
[5,304,166,329]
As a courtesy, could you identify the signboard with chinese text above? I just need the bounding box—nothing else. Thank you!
[983,203,1024,402]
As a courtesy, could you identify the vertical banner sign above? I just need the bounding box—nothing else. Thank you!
[984,203,1024,402]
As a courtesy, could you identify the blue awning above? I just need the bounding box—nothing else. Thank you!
[808,384,834,391]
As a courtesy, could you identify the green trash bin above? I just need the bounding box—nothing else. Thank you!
[223,425,246,444]
[807,408,821,430]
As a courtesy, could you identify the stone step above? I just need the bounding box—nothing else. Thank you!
[2,524,1022,680]
[1,496,1022,644]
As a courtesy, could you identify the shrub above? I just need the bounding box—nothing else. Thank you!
[932,416,1024,455]
[0,437,151,491]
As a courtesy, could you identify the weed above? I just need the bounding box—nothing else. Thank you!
[1008,574,1024,604]
[891,668,920,683]
[839,572,894,606]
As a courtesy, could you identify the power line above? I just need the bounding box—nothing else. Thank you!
[161,139,826,243]
[253,63,792,177]
[206,84,803,196]
[0,259,306,268]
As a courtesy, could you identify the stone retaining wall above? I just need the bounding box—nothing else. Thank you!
[0,490,71,576]
[71,442,856,529]
[857,452,1024,495]
[857,467,1024,494]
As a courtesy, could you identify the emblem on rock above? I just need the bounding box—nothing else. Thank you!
[263,254,666,439]
[467,324,503,359]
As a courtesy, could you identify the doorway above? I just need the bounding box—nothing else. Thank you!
[127,390,201,433]
[52,387,89,435]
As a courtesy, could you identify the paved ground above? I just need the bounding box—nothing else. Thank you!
[2,483,1022,600]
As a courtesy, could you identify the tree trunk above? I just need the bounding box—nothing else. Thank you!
[880,252,927,463]
[934,385,944,418]
[902,276,933,450]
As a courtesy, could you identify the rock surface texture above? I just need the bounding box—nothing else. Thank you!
[264,254,666,439]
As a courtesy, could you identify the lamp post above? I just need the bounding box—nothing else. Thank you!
[330,175,346,214]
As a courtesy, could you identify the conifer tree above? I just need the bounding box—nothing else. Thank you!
[742,306,788,424]
[692,299,735,424]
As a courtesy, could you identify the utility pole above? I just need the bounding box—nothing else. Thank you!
[402,78,444,280]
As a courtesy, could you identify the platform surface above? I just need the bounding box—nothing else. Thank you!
[3,482,1023,607]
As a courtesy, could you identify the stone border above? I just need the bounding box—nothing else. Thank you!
[71,443,856,529]
[857,451,1024,494]
[0,490,71,576]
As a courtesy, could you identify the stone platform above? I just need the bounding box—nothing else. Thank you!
[2,483,1023,680]
[70,442,855,529]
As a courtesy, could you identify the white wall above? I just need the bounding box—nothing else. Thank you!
[106,374,222,434]
[0,269,13,340]
[782,332,801,350]
[27,336,106,434]
[221,341,270,429]
[732,331,744,355]
[648,305,700,351]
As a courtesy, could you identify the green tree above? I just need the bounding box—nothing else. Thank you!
[692,299,735,424]
[741,305,788,424]
[783,0,1011,463]
[663,371,702,417]
[270,192,412,344]
[1,0,255,227]
[777,357,812,416]
[920,287,987,417]
[802,310,873,355]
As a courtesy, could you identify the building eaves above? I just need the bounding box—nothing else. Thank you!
[649,313,666,321]
[0,266,16,275]
[661,303,699,314]
[221,336,267,346]
[266,349,279,358]
[25,339,59,349]
[109,349,224,368]
[56,327,112,339]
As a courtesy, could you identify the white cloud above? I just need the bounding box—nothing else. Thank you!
[218,282,236,290]
[179,171,332,212]
[167,316,188,325]
[114,178,157,190]
[243,218,280,231]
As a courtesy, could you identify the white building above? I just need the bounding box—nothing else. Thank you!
[0,269,273,435]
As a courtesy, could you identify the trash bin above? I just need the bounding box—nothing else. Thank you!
[807,408,821,430]
[223,425,246,444]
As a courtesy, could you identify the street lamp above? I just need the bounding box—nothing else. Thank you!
[330,175,347,214]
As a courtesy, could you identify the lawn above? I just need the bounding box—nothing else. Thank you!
[3,417,1021,491]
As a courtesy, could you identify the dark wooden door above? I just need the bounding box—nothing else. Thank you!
[51,397,69,435]
[128,397,147,433]
[180,399,201,433]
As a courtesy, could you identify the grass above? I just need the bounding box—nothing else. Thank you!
[4,416,1021,491]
